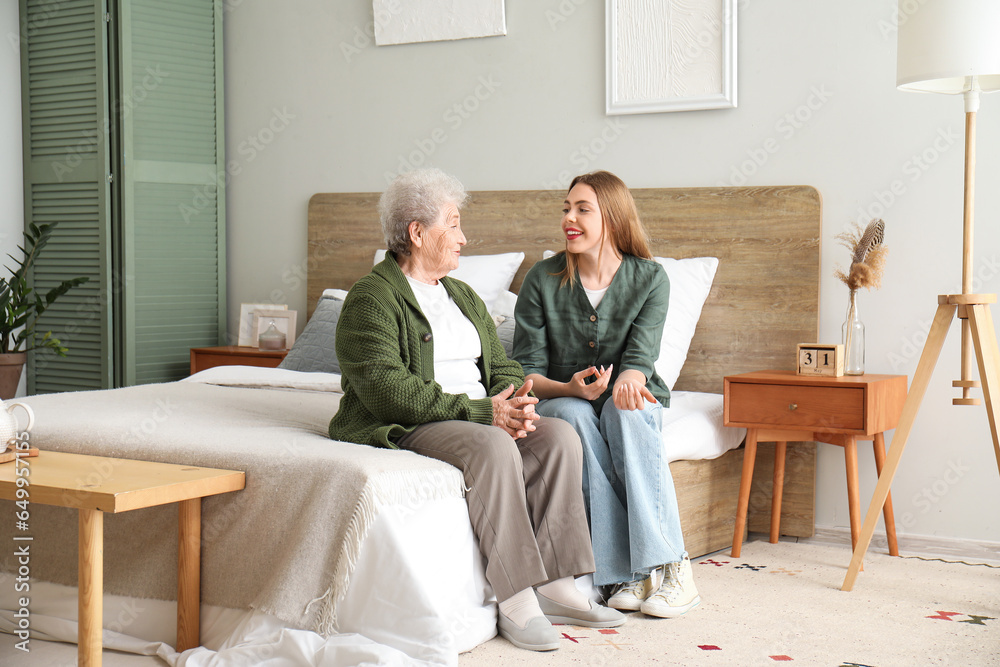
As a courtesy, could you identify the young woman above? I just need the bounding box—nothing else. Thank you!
[512,170,700,618]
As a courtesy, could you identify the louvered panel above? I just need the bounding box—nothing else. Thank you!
[129,178,221,384]
[24,2,93,22]
[137,116,217,130]
[129,0,217,164]
[29,181,106,392]
[21,0,112,393]
[28,111,98,160]
[118,0,224,385]
[25,31,93,46]
[136,10,216,32]
[28,44,97,68]
[24,1,100,158]
[137,85,216,100]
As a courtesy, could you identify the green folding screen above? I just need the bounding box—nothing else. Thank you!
[20,0,225,392]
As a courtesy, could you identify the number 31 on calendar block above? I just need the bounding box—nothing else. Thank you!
[797,343,844,377]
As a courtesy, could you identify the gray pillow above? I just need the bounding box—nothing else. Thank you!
[496,316,516,358]
[278,296,343,373]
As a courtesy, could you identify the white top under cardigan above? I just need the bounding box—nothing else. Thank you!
[406,276,488,399]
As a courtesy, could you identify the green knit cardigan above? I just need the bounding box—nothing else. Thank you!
[328,252,527,449]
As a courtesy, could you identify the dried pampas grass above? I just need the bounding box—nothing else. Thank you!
[835,219,888,291]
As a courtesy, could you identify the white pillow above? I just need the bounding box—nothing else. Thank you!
[490,289,518,319]
[374,250,524,311]
[322,288,349,300]
[539,251,718,389]
[654,257,719,389]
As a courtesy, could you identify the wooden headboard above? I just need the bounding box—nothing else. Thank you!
[307,186,821,393]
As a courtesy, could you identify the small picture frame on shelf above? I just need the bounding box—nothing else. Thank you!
[797,343,844,377]
[251,309,297,349]
[238,303,287,346]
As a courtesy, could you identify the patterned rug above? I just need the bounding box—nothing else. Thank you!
[460,539,1000,666]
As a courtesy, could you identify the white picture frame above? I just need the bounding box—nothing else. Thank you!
[238,303,287,346]
[373,0,506,46]
[606,0,737,115]
[251,309,297,349]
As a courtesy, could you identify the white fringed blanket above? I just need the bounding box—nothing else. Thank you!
[0,367,465,635]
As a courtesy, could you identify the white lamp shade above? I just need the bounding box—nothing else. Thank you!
[897,0,1000,93]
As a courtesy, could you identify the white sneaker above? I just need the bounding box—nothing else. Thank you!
[607,568,663,611]
[640,557,701,618]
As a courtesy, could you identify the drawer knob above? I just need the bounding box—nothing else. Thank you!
[789,403,798,411]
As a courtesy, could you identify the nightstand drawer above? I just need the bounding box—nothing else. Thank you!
[190,346,288,375]
[728,383,865,430]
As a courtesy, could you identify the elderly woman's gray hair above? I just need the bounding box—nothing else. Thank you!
[379,168,469,256]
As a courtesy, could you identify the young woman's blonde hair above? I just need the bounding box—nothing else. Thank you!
[557,170,652,287]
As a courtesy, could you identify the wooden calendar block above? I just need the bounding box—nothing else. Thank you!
[797,343,844,376]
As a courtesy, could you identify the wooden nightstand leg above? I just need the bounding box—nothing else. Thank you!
[872,433,899,556]
[732,429,759,557]
[79,508,103,667]
[177,498,202,652]
[770,441,787,543]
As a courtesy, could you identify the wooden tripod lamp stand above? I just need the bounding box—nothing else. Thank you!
[842,0,1000,591]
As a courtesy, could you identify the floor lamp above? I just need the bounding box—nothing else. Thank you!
[842,0,1000,591]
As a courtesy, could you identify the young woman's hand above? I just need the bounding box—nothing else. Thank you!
[613,370,656,411]
[491,379,540,439]
[567,365,613,401]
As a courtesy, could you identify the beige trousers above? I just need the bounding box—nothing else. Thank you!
[397,417,595,602]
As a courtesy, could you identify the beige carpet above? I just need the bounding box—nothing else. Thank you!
[460,539,1000,667]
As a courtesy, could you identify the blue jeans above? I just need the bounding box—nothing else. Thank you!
[536,396,686,586]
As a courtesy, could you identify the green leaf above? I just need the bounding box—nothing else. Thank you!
[1,221,89,355]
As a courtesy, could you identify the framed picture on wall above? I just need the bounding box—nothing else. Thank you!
[373,0,506,46]
[606,0,737,115]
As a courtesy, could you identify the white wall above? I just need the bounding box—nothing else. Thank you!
[1,5,25,398]
[1,3,23,274]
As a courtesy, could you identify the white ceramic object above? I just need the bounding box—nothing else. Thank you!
[0,400,34,447]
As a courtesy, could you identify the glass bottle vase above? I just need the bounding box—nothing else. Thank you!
[842,289,865,375]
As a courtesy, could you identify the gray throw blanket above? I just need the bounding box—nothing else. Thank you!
[0,378,465,634]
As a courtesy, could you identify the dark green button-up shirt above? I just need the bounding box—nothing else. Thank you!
[512,252,671,412]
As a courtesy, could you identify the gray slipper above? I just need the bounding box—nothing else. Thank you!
[497,612,560,651]
[537,593,627,628]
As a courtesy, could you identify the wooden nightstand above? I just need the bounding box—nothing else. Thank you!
[189,345,288,375]
[724,370,908,558]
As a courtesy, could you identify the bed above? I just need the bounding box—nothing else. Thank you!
[306,185,823,545]
[0,185,821,666]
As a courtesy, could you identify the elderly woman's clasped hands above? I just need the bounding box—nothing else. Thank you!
[491,378,539,439]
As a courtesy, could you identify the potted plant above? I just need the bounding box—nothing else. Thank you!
[0,222,90,399]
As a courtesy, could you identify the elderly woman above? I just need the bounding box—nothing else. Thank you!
[328,168,623,652]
